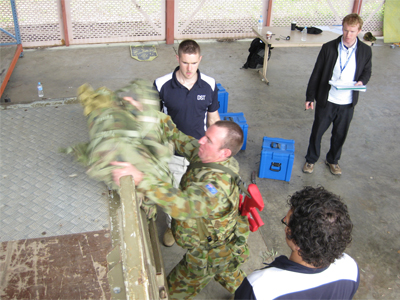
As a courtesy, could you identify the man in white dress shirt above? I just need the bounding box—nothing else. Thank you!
[302,13,372,175]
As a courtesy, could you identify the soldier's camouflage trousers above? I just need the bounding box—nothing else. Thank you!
[167,238,249,299]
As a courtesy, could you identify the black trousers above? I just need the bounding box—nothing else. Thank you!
[305,101,354,164]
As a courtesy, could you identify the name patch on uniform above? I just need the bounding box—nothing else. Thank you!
[197,95,206,101]
[205,183,218,195]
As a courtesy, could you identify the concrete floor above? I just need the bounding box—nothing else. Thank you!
[1,38,399,299]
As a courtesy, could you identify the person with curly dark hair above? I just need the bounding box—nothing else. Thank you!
[235,186,359,300]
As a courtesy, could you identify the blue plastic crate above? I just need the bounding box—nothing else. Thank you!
[220,112,248,150]
[217,83,228,114]
[258,137,295,182]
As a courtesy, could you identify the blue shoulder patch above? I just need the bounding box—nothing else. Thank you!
[205,183,218,195]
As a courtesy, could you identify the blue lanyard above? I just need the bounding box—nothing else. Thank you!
[339,42,356,76]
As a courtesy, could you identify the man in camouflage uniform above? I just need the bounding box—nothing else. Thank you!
[112,120,250,299]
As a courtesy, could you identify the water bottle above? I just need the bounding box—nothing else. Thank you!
[258,15,263,32]
[301,27,307,41]
[37,82,44,98]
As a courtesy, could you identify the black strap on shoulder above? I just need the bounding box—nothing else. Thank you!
[187,162,250,197]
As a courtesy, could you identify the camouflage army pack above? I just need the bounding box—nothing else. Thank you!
[62,79,176,218]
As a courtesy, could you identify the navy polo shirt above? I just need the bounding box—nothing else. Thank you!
[235,254,360,300]
[154,66,219,139]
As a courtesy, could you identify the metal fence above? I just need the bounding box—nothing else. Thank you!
[269,0,384,35]
[66,0,165,45]
[0,0,165,47]
[0,0,384,49]
[1,0,64,47]
[174,0,266,39]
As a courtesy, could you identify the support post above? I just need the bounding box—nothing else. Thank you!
[0,0,23,97]
[266,0,273,26]
[166,0,174,44]
[352,0,362,14]
[1,44,23,97]
[61,0,69,46]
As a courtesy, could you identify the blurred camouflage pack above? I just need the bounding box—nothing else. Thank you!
[61,79,175,218]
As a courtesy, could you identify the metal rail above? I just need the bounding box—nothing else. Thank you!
[107,176,168,300]
[1,0,23,97]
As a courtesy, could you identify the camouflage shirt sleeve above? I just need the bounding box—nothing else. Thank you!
[137,170,232,220]
[159,113,199,161]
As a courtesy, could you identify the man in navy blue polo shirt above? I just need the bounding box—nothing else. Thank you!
[155,39,220,139]
[235,186,359,300]
[154,39,220,247]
